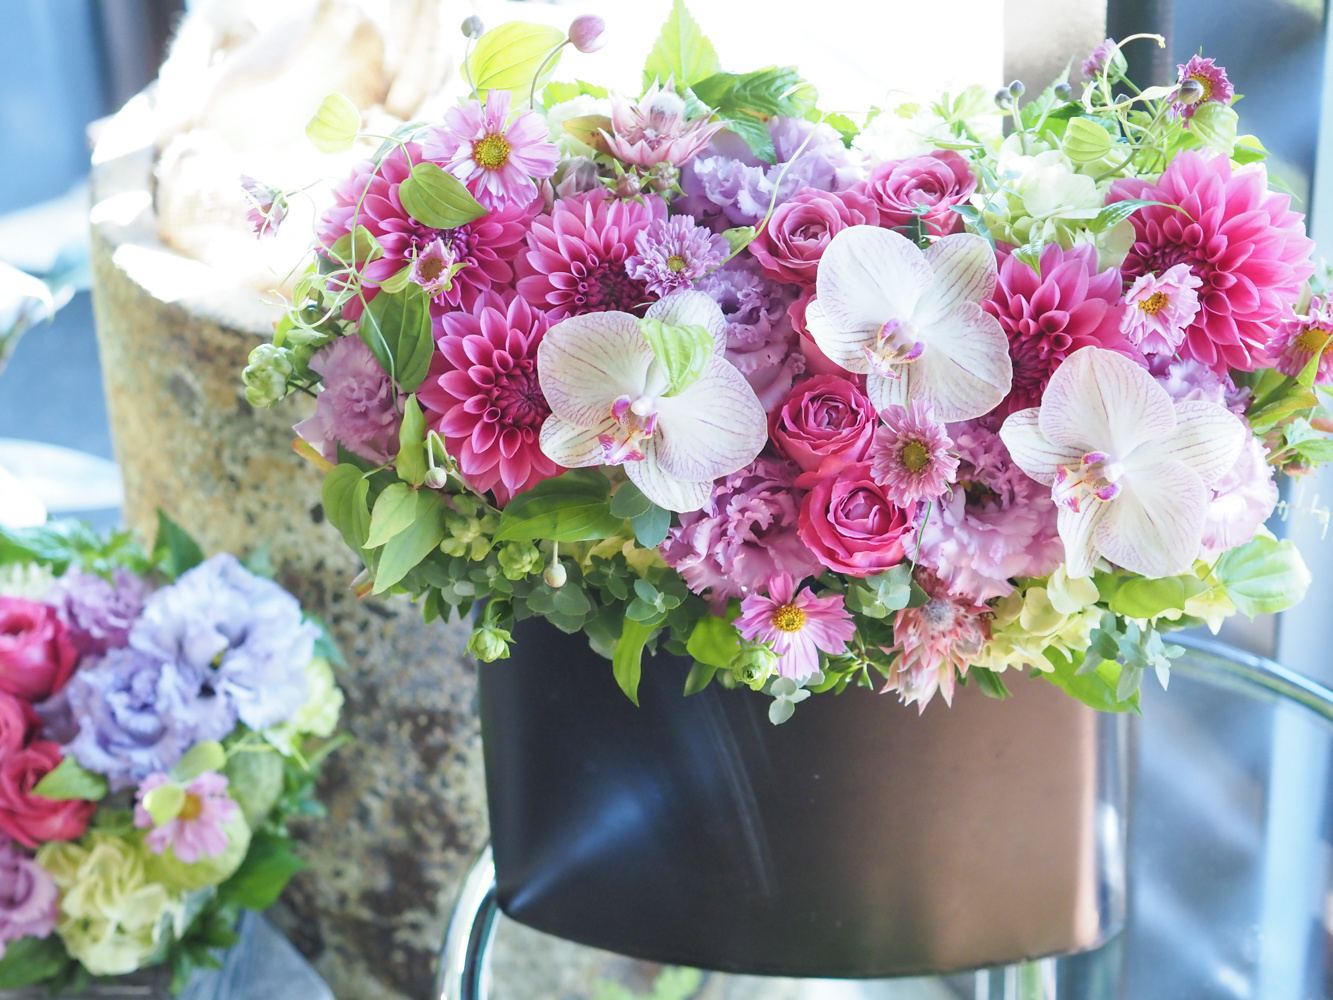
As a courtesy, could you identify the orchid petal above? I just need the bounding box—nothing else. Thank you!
[912,302,1012,418]
[1038,347,1174,456]
[1096,462,1208,578]
[915,234,998,327]
[865,370,908,413]
[999,409,1083,485]
[646,291,728,352]
[1057,503,1107,578]
[1128,400,1246,487]
[625,441,713,512]
[537,311,653,426]
[654,357,767,481]
[538,415,611,468]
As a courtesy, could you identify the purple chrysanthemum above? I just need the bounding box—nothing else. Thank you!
[1173,55,1234,120]
[47,569,147,657]
[869,402,958,506]
[625,215,730,297]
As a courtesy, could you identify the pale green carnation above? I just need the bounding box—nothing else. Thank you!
[0,562,56,600]
[263,656,344,756]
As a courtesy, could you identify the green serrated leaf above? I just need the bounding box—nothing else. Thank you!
[613,619,657,705]
[306,92,360,153]
[373,492,447,593]
[152,510,205,580]
[722,115,776,163]
[31,754,107,802]
[359,285,434,391]
[322,464,372,555]
[467,21,566,96]
[397,395,428,487]
[365,482,418,548]
[398,162,487,231]
[643,0,720,91]
[493,469,622,544]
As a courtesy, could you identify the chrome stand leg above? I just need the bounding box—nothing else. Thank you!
[437,845,499,1000]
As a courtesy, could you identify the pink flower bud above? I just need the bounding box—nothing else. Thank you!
[568,15,606,53]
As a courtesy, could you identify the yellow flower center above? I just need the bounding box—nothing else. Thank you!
[179,793,204,822]
[666,254,687,273]
[418,255,445,282]
[771,603,806,633]
[1189,74,1213,102]
[1296,326,1330,354]
[473,133,512,170]
[901,440,930,473]
[1138,291,1169,315]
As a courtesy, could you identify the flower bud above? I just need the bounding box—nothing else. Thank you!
[1008,80,1026,99]
[467,624,512,663]
[498,542,542,581]
[568,14,606,54]
[1053,82,1073,102]
[732,646,778,690]
[423,467,450,490]
[647,160,679,192]
[614,172,642,199]
[994,88,1012,109]
[242,343,294,407]
[543,560,567,589]
[1176,77,1206,105]
[461,15,485,40]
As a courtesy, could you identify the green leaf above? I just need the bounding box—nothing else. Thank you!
[366,482,419,548]
[683,661,719,695]
[728,66,816,118]
[397,394,428,486]
[467,21,566,96]
[32,754,107,801]
[1090,198,1168,234]
[1247,375,1319,430]
[686,613,742,670]
[1232,134,1268,165]
[1108,574,1208,619]
[218,833,308,910]
[373,491,448,594]
[722,116,776,163]
[642,0,720,91]
[639,317,714,397]
[327,225,383,268]
[971,667,1012,700]
[152,510,205,580]
[173,740,227,782]
[397,161,487,231]
[321,464,372,554]
[493,469,622,544]
[0,934,71,989]
[721,226,756,255]
[359,285,434,391]
[379,264,413,295]
[1189,103,1239,156]
[613,619,657,705]
[630,504,672,547]
[305,92,360,153]
[1295,331,1332,389]
[1042,648,1141,714]
[609,481,654,519]
[1214,532,1312,616]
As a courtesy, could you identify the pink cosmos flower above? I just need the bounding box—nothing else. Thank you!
[0,836,57,957]
[1172,55,1234,120]
[419,291,562,505]
[1264,294,1333,385]
[517,189,668,319]
[134,771,239,865]
[869,401,958,506]
[603,82,729,168]
[316,144,531,315]
[625,215,730,297]
[748,188,879,287]
[240,175,285,239]
[1121,263,1204,356]
[984,243,1138,417]
[854,151,976,238]
[410,238,461,298]
[293,336,401,466]
[735,573,856,681]
[884,569,990,713]
[418,89,559,210]
[1111,151,1315,373]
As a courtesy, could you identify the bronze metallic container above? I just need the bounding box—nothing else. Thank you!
[479,618,1129,978]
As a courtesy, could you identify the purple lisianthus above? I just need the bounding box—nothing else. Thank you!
[131,554,314,732]
[1200,429,1278,560]
[0,836,57,957]
[695,258,804,411]
[625,215,730,297]
[677,117,864,229]
[1151,356,1248,415]
[47,568,148,657]
[659,457,822,608]
[294,336,401,466]
[63,648,226,792]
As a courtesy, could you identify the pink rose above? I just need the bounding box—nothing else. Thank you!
[0,599,78,702]
[796,463,914,577]
[855,151,977,237]
[787,292,846,377]
[0,695,39,755]
[748,188,879,286]
[771,376,877,473]
[0,742,95,848]
[0,836,57,956]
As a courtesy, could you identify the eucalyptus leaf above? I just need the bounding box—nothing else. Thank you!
[630,504,672,547]
[609,481,654,519]
[398,162,487,230]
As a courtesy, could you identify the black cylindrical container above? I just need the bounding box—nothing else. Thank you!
[480,618,1128,979]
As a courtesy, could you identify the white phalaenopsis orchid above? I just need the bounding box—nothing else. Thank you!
[537,291,767,512]
[999,347,1245,579]
[805,226,1013,421]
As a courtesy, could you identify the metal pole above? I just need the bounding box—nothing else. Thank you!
[437,846,500,1000]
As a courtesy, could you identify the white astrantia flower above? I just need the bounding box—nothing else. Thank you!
[999,347,1246,579]
[537,291,767,512]
[805,226,1013,421]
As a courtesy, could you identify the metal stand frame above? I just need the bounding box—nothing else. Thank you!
[436,846,499,1000]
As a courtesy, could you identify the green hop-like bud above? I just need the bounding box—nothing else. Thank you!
[648,161,679,193]
[242,343,294,407]
[1062,116,1114,163]
[543,560,568,589]
[498,542,542,581]
[732,645,778,690]
[467,624,512,663]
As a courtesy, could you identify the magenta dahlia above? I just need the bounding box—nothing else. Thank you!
[418,291,562,505]
[1111,151,1315,373]
[983,243,1137,416]
[316,144,531,316]
[516,189,668,319]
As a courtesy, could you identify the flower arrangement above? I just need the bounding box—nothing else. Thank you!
[0,516,344,990]
[244,3,1319,723]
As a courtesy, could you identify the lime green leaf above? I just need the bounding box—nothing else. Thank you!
[643,0,720,91]
[151,510,205,580]
[723,116,776,163]
[1232,134,1267,165]
[359,284,434,391]
[172,740,227,782]
[609,481,653,519]
[142,783,186,826]
[1062,116,1113,163]
[218,833,308,910]
[373,491,447,593]
[322,464,372,554]
[365,482,418,548]
[1042,648,1141,714]
[686,613,742,671]
[327,225,382,268]
[1108,574,1208,619]
[721,226,756,255]
[1295,331,1331,389]
[306,92,361,153]
[1214,532,1312,616]
[683,661,719,696]
[32,755,107,801]
[493,469,622,544]
[613,619,657,705]
[639,317,713,396]
[397,396,428,487]
[1189,103,1239,156]
[1089,198,1165,234]
[398,161,487,231]
[0,935,71,989]
[380,264,413,294]
[728,67,817,118]
[467,22,566,96]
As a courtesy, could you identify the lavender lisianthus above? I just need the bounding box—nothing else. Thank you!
[293,336,401,466]
[131,554,314,731]
[1199,430,1278,560]
[47,569,148,657]
[0,836,57,957]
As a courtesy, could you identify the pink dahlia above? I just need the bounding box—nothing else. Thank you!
[910,419,1063,603]
[1264,294,1333,385]
[516,189,668,319]
[604,82,729,168]
[984,243,1138,416]
[294,336,401,466]
[418,291,562,505]
[134,771,239,865]
[625,214,730,297]
[418,89,559,210]
[1172,55,1234,120]
[1111,151,1315,373]
[884,569,989,713]
[854,151,976,238]
[659,458,822,608]
[869,401,958,506]
[1121,262,1203,356]
[735,573,856,682]
[315,144,531,315]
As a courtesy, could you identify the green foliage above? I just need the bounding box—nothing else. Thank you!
[613,619,657,705]
[693,66,818,162]
[397,395,429,487]
[609,482,672,546]
[1105,572,1208,619]
[970,668,1012,700]
[592,966,704,1000]
[321,464,372,557]
[0,935,72,989]
[466,22,566,96]
[1089,198,1163,234]
[493,469,623,544]
[305,93,360,153]
[359,285,435,392]
[327,226,383,269]
[543,79,610,108]
[373,491,448,594]
[0,521,148,578]
[1245,368,1318,431]
[1214,532,1312,616]
[642,0,720,91]
[397,162,488,231]
[31,754,108,802]
[639,317,714,397]
[1042,645,1140,714]
[218,833,308,910]
[844,564,917,619]
[152,510,205,580]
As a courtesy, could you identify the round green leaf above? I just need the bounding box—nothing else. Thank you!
[466,22,566,96]
[398,162,487,231]
[306,93,361,154]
